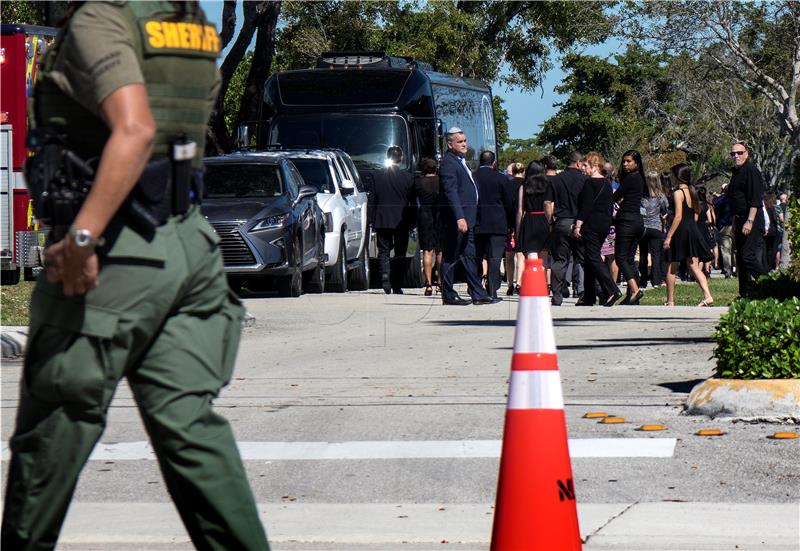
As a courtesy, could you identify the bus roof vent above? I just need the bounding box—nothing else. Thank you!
[316,51,433,72]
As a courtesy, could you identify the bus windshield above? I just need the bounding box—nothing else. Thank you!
[269,115,410,171]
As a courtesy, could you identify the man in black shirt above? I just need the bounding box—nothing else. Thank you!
[727,142,768,297]
[549,151,587,305]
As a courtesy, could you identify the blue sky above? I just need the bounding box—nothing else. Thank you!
[200,1,623,140]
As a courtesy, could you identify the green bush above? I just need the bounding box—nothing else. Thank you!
[752,271,800,301]
[712,297,800,379]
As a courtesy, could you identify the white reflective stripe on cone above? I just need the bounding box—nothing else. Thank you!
[507,370,565,410]
[513,296,556,354]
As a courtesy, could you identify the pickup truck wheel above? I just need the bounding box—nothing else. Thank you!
[348,231,370,290]
[278,240,303,297]
[327,234,348,293]
[304,232,326,293]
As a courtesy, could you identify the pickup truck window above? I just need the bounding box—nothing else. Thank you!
[289,158,334,194]
[204,164,283,198]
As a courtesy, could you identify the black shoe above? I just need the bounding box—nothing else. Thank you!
[603,291,623,307]
[619,294,631,305]
[506,287,515,296]
[628,289,644,305]
[575,299,595,306]
[381,274,391,295]
[552,300,562,306]
[392,288,404,295]
[473,296,501,305]
[562,286,571,299]
[443,296,472,306]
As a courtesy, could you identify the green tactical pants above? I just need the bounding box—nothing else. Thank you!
[2,208,270,551]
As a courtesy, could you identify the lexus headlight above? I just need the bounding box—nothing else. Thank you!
[323,212,334,232]
[251,213,290,231]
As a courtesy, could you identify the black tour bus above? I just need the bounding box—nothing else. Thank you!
[255,51,498,287]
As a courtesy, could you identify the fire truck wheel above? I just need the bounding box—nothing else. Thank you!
[1,268,20,286]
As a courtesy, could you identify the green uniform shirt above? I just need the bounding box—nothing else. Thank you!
[47,2,145,115]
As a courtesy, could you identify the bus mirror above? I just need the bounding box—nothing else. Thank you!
[236,125,250,150]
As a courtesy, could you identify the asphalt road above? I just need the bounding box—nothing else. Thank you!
[2,284,798,549]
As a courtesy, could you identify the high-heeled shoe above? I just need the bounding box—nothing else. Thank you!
[697,298,714,307]
[424,285,433,297]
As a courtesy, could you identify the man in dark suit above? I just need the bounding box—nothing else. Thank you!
[549,151,587,306]
[474,151,514,299]
[439,128,497,305]
[369,146,415,294]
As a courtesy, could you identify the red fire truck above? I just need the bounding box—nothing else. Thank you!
[1,24,55,285]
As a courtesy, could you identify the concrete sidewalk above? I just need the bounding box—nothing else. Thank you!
[31,502,798,550]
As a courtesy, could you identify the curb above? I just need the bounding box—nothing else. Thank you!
[1,326,27,359]
[685,379,800,422]
[2,311,254,359]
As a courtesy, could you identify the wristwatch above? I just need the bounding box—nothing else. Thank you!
[68,226,105,249]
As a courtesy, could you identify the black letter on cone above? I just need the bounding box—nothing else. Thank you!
[558,479,576,501]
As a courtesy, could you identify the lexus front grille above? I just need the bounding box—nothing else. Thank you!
[209,222,256,266]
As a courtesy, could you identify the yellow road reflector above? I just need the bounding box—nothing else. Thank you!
[695,429,724,436]
[637,424,666,431]
[768,432,799,440]
[599,417,625,424]
[583,412,609,419]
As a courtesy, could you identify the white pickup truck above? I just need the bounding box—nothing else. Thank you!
[272,148,370,292]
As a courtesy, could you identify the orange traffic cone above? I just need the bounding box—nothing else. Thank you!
[490,254,582,550]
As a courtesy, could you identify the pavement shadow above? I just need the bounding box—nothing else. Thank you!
[658,378,708,393]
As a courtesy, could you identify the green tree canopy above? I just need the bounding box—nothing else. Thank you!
[536,46,670,162]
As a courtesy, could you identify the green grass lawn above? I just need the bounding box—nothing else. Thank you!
[1,281,35,326]
[639,275,740,307]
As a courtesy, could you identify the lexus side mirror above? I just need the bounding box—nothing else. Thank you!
[340,179,356,195]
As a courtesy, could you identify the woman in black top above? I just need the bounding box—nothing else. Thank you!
[414,158,442,296]
[573,151,621,306]
[614,150,646,305]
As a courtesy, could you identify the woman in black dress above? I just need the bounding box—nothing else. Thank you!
[516,161,554,264]
[573,152,620,306]
[414,158,442,296]
[505,162,526,295]
[663,164,714,306]
[614,150,646,305]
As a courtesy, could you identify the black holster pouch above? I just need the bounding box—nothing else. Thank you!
[26,128,95,243]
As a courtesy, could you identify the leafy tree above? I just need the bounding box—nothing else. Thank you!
[498,138,549,169]
[0,0,40,24]
[207,1,281,155]
[536,46,670,161]
[621,0,800,192]
[275,0,614,91]
[492,96,509,149]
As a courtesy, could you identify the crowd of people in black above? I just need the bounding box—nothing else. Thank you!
[370,131,788,306]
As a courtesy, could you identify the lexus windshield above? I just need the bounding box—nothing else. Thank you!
[269,115,410,170]
[204,164,283,198]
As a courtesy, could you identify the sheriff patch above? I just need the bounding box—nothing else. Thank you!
[139,20,220,59]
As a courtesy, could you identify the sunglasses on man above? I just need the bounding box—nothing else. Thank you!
[730,151,746,157]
